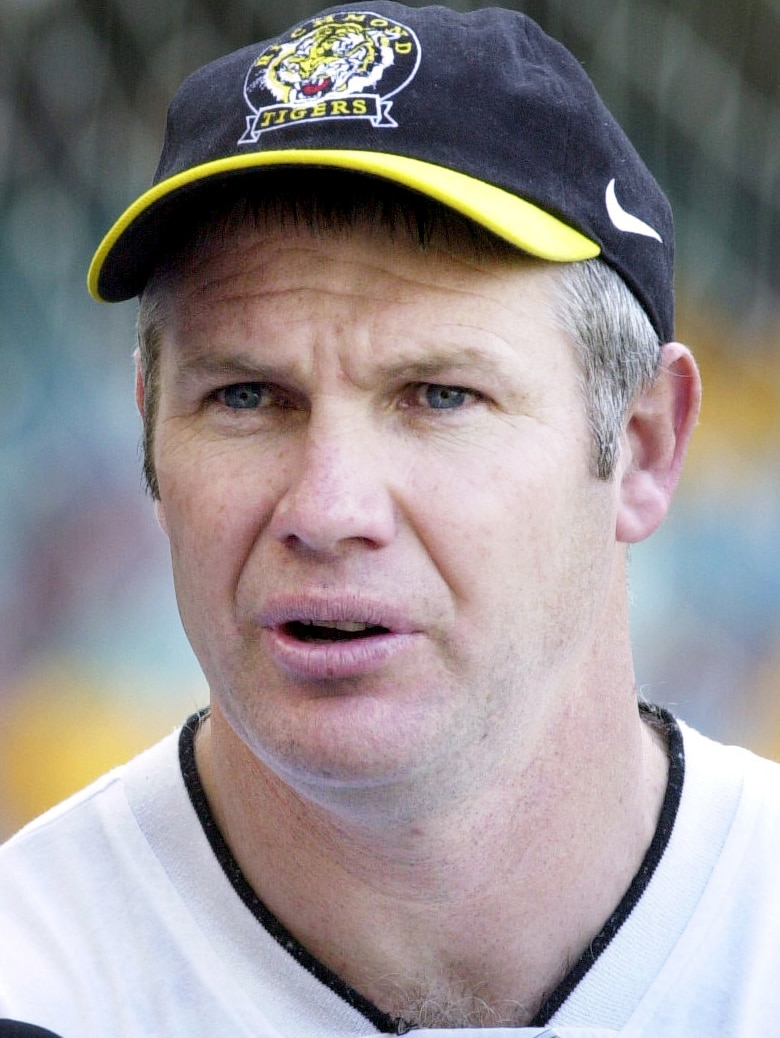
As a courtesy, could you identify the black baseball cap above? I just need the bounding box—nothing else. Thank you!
[88,1,674,341]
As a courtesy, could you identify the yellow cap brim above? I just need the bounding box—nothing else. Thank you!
[87,149,601,302]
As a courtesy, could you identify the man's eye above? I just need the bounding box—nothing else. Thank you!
[419,383,474,410]
[217,383,270,409]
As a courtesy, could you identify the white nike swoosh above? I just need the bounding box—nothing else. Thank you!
[605,179,663,243]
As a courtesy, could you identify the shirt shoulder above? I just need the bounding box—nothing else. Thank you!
[0,729,192,1033]
[0,720,383,1038]
[551,720,780,1036]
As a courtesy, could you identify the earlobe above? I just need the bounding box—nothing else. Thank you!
[135,348,168,535]
[616,342,701,544]
[134,349,145,418]
[154,499,169,537]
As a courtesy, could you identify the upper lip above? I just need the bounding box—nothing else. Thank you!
[257,595,418,635]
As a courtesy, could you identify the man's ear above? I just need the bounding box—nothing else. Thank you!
[616,342,701,544]
[153,499,169,536]
[134,349,169,536]
[134,348,145,418]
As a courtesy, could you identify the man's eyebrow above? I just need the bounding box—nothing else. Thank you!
[170,342,517,388]
[171,350,283,385]
[375,344,515,382]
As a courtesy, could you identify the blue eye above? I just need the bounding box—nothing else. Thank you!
[219,383,268,409]
[422,384,472,409]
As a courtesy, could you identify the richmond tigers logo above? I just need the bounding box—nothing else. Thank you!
[239,11,420,141]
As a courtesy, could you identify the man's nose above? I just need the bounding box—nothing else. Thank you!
[269,416,398,554]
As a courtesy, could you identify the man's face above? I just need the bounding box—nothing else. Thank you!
[151,220,623,803]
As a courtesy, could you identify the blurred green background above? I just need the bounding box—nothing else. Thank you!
[1,0,779,838]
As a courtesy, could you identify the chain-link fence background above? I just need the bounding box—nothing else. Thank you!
[2,0,779,836]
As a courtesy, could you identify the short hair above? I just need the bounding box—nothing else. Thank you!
[136,172,661,498]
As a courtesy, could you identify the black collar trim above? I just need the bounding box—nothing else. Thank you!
[178,711,399,1034]
[178,703,684,1034]
[530,702,685,1025]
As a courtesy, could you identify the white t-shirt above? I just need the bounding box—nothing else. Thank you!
[0,712,779,1037]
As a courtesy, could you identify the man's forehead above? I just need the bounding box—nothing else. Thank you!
[150,219,556,357]
[153,224,566,401]
[156,214,557,330]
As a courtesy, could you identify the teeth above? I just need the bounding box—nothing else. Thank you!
[300,619,370,632]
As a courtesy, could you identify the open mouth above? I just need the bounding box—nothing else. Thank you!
[284,620,391,644]
[267,611,410,678]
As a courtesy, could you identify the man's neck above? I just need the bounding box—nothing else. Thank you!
[195,691,669,1027]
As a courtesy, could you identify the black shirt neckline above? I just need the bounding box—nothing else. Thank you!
[178,703,684,1033]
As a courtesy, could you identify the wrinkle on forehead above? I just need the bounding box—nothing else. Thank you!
[167,221,558,334]
[156,226,570,421]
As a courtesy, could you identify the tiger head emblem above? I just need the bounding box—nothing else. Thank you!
[265,22,402,104]
[240,11,421,141]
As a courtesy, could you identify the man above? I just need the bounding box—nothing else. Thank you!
[1,3,778,1036]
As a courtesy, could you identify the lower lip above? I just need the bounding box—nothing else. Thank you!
[263,626,420,681]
